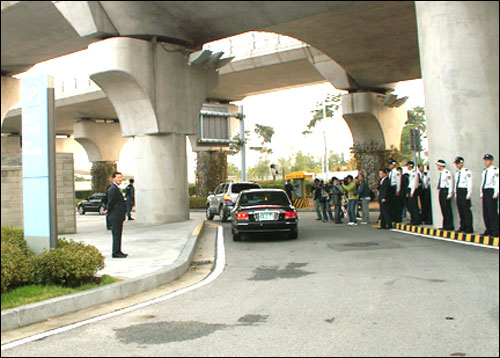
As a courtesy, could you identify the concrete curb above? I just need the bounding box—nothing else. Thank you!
[393,223,499,248]
[1,219,206,332]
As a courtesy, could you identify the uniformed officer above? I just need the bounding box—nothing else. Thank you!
[480,154,499,237]
[436,159,454,230]
[406,161,420,225]
[388,159,402,223]
[454,156,473,233]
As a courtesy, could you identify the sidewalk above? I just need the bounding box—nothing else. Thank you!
[1,212,207,332]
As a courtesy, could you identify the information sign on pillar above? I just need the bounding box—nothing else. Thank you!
[21,75,57,253]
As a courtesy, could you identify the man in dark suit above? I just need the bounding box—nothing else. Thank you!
[105,172,128,258]
[378,168,392,229]
[125,178,135,220]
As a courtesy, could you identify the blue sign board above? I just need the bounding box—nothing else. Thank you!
[22,75,57,253]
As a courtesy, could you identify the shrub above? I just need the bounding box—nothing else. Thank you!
[75,190,92,200]
[190,196,208,209]
[1,226,30,255]
[1,241,34,293]
[32,238,105,287]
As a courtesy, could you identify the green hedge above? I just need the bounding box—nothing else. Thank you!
[75,190,92,200]
[33,238,105,287]
[1,227,105,292]
[190,196,208,209]
[1,241,34,293]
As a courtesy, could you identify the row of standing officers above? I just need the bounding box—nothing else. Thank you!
[384,154,499,237]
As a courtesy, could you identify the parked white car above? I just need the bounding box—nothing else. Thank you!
[206,182,261,222]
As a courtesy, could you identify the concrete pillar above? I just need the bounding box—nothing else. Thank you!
[415,1,499,233]
[1,75,21,124]
[134,134,189,223]
[87,37,220,224]
[341,91,407,150]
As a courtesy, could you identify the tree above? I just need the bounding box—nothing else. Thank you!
[302,93,342,135]
[249,124,275,154]
[291,151,320,172]
[227,162,240,179]
[248,157,271,180]
[328,151,348,170]
[196,151,228,197]
[400,106,427,163]
[91,161,116,194]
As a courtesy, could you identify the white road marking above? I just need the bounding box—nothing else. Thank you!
[1,226,225,351]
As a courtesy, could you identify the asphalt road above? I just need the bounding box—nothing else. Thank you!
[2,213,499,357]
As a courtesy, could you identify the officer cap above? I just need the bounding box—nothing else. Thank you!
[454,156,464,164]
[407,160,415,167]
[435,159,446,167]
[483,154,494,160]
[388,159,396,165]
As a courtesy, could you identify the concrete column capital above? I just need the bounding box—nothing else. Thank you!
[341,91,406,150]
[87,37,219,137]
[73,120,129,162]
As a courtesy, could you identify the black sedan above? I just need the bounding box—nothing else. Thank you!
[230,189,298,241]
[77,193,106,215]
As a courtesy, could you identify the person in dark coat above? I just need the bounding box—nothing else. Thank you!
[106,172,128,258]
[102,184,112,230]
[284,179,294,202]
[330,177,343,224]
[125,178,135,220]
[378,168,392,229]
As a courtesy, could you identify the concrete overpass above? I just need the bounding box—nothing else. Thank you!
[1,1,498,238]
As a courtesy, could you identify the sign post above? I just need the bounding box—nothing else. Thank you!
[21,75,57,254]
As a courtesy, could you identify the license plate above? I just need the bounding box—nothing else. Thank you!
[258,212,276,221]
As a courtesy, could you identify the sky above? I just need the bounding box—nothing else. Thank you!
[13,34,426,183]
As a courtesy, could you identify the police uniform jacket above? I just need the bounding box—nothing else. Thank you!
[454,168,472,198]
[388,168,401,192]
[408,168,419,197]
[437,169,453,198]
[480,166,499,198]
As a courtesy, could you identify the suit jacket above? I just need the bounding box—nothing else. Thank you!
[378,176,391,204]
[107,183,126,222]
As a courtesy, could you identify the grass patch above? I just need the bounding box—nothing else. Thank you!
[1,275,121,310]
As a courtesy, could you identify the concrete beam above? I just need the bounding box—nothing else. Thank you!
[53,1,118,39]
[341,92,407,150]
[73,120,128,162]
[1,75,20,125]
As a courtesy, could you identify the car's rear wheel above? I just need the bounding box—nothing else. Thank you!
[289,228,298,239]
[233,233,241,241]
[78,206,85,215]
[220,206,228,222]
[206,205,214,220]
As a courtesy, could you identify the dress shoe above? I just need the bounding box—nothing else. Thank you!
[128,217,135,221]
[112,252,128,258]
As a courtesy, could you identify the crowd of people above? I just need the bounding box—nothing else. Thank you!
[309,174,374,226]
[286,153,499,237]
[379,154,499,237]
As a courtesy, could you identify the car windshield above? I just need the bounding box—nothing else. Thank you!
[231,183,260,193]
[239,191,289,206]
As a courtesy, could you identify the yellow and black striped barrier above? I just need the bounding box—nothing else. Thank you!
[292,198,308,209]
[393,223,499,248]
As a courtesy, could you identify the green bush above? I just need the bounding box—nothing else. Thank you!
[1,226,35,292]
[1,242,34,293]
[75,190,92,200]
[32,238,105,287]
[1,226,29,255]
[190,196,208,209]
[189,184,197,197]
